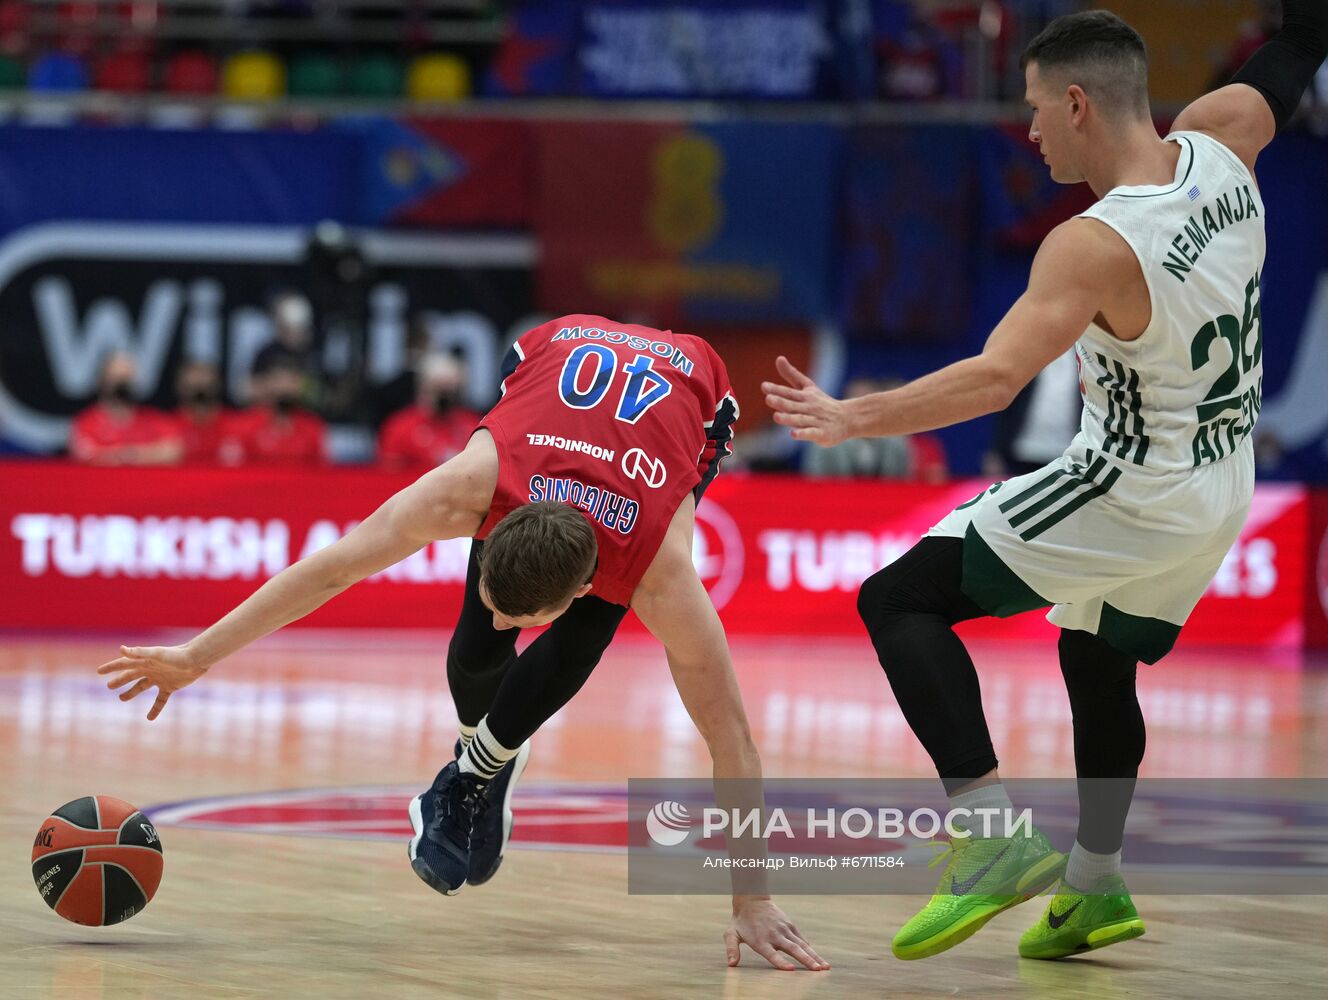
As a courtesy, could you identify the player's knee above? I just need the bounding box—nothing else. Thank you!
[857,561,915,636]
[859,537,966,635]
[446,642,508,681]
[1124,715,1146,769]
[857,563,896,618]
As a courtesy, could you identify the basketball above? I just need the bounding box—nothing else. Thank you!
[31,796,164,927]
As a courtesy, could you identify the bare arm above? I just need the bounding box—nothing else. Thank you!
[187,443,495,665]
[763,219,1125,444]
[631,495,760,780]
[631,495,828,972]
[1171,84,1277,174]
[99,432,498,717]
[126,437,185,466]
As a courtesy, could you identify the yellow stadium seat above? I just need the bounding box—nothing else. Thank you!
[406,53,470,102]
[222,50,286,101]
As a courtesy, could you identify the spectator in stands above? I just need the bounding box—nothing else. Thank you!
[70,353,182,465]
[251,289,322,406]
[378,352,480,472]
[173,360,245,466]
[875,5,958,101]
[232,359,327,467]
[804,377,948,482]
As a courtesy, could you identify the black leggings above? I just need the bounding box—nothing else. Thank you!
[858,536,1145,853]
[447,541,627,749]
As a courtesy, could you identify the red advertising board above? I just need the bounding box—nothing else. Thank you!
[1308,489,1328,649]
[694,474,1308,650]
[0,462,1309,648]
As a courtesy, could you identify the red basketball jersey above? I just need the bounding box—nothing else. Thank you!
[476,314,738,606]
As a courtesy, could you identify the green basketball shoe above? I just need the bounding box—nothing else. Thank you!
[1018,874,1146,960]
[891,827,1066,960]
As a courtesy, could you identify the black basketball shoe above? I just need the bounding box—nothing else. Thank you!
[467,739,531,886]
[407,760,486,896]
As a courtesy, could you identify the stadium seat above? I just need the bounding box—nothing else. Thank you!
[96,49,152,93]
[29,51,88,92]
[162,50,219,95]
[346,52,403,99]
[288,51,341,98]
[0,53,23,89]
[406,53,470,102]
[222,50,285,101]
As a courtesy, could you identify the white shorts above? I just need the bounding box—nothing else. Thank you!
[928,440,1254,662]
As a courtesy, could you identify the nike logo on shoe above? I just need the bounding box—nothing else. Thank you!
[1047,900,1083,929]
[949,845,1010,895]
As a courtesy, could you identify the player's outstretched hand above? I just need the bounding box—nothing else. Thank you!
[762,356,851,447]
[97,644,206,720]
[724,898,830,972]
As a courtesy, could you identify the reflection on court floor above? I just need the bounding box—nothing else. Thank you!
[2,633,1325,999]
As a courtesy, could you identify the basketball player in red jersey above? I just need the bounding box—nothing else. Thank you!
[98,315,828,973]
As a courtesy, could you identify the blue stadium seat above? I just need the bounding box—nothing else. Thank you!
[29,51,89,92]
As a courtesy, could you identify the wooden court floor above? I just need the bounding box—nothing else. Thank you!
[2,632,1325,999]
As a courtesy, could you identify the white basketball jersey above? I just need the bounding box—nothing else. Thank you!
[1074,130,1266,472]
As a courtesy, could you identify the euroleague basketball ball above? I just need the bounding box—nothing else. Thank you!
[32,796,163,926]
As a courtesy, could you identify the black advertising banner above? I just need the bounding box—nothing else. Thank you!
[0,225,538,453]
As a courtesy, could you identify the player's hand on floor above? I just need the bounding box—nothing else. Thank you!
[762,356,851,447]
[97,644,206,720]
[724,899,830,971]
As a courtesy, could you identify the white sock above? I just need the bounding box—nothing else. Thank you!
[458,722,477,750]
[949,782,1017,838]
[1065,841,1121,892]
[456,717,517,781]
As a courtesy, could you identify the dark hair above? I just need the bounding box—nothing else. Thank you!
[1021,10,1149,119]
[480,501,597,617]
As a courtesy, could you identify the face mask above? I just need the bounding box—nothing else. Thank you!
[274,393,300,415]
[103,382,134,405]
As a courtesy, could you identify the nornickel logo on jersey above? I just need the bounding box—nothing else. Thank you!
[622,448,667,489]
[526,433,616,463]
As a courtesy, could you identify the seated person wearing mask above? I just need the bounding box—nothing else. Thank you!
[70,353,183,466]
[230,361,328,468]
[378,353,481,472]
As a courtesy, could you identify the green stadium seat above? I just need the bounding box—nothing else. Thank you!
[346,53,403,99]
[0,54,24,90]
[288,51,341,98]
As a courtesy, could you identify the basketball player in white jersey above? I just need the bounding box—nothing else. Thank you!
[764,4,1327,962]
